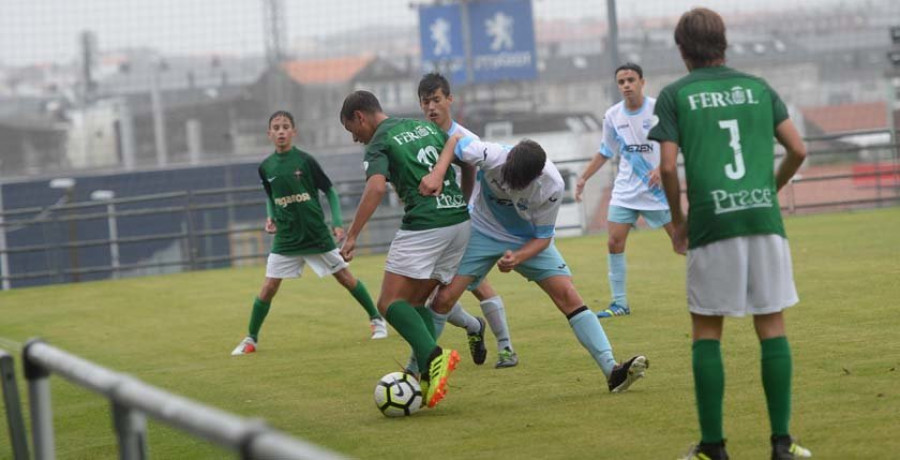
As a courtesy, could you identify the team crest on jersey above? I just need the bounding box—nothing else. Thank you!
[416,126,430,138]
[293,168,303,180]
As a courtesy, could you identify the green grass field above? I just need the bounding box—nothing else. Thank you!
[1,208,899,459]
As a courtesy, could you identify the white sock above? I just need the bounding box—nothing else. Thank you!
[447,302,481,334]
[480,296,512,352]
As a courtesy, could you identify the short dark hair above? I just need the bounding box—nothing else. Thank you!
[502,139,546,190]
[340,90,383,122]
[418,72,451,99]
[674,8,727,69]
[614,62,643,79]
[268,110,295,128]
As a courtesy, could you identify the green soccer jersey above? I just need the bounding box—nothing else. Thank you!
[648,66,789,249]
[258,147,336,255]
[364,118,469,230]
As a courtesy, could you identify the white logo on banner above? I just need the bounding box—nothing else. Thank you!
[486,12,514,51]
[430,18,452,56]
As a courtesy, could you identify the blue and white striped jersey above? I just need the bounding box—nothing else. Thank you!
[599,97,669,211]
[454,137,564,244]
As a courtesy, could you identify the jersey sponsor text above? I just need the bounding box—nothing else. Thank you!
[274,192,312,208]
[711,187,774,215]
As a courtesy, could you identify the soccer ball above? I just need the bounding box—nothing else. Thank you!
[374,371,423,417]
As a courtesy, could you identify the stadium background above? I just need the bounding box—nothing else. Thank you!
[0,0,898,289]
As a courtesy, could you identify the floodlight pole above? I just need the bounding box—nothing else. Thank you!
[607,0,620,104]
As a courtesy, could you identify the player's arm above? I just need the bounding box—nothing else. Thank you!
[659,141,686,254]
[575,153,610,202]
[420,134,462,196]
[459,163,476,202]
[259,166,277,234]
[497,237,551,273]
[325,187,345,240]
[774,119,807,192]
[341,174,387,261]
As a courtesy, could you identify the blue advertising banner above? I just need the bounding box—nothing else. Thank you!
[468,0,538,82]
[418,4,466,83]
[418,0,537,84]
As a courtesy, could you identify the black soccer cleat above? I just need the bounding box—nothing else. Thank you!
[467,317,487,365]
[771,434,812,459]
[680,441,730,460]
[607,355,648,393]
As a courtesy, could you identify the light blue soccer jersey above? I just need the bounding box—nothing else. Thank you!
[454,137,564,244]
[599,97,669,211]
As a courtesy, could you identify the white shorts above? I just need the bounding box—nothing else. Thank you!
[385,221,471,284]
[687,234,798,317]
[265,249,348,279]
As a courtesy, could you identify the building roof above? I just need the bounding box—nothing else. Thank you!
[800,101,887,134]
[281,56,374,85]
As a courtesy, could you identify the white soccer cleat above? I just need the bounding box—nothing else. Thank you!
[231,337,257,356]
[370,318,389,339]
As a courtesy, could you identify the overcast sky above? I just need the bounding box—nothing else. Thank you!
[0,0,867,66]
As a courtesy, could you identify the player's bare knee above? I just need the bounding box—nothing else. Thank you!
[259,278,281,302]
[607,237,626,253]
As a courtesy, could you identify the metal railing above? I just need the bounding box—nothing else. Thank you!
[12,339,347,460]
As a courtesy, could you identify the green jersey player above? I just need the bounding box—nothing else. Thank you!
[231,111,385,357]
[339,90,467,408]
[648,9,811,460]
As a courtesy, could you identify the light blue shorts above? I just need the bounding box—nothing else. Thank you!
[608,205,672,229]
[457,229,572,291]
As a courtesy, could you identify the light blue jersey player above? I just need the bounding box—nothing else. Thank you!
[576,63,677,318]
[423,134,650,393]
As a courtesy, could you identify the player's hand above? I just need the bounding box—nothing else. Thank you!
[497,250,519,273]
[648,168,662,189]
[332,226,345,243]
[264,218,277,234]
[671,221,688,255]
[418,172,444,196]
[340,236,357,262]
[574,177,587,202]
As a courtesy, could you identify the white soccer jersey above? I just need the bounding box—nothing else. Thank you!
[599,97,669,211]
[448,120,477,138]
[454,137,564,244]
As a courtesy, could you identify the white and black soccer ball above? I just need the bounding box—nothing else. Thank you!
[374,371,423,417]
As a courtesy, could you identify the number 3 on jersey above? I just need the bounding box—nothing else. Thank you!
[719,119,745,180]
[417,146,439,171]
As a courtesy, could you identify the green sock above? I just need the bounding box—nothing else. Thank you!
[693,339,725,444]
[415,305,436,339]
[761,336,792,437]
[349,280,380,319]
[248,297,271,342]
[385,300,437,370]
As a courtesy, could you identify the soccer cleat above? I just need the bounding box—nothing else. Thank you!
[679,441,730,460]
[608,355,648,393]
[422,347,460,408]
[370,318,389,339]
[467,317,487,365]
[231,337,257,356]
[771,435,812,459]
[495,347,519,368]
[596,302,631,319]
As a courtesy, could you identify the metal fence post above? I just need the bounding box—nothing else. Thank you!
[23,339,54,460]
[185,191,198,270]
[111,398,148,460]
[1,351,30,460]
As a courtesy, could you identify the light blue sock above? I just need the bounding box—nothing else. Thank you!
[569,309,616,377]
[430,308,450,340]
[480,296,512,352]
[608,252,627,307]
[406,308,451,375]
[447,302,481,334]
